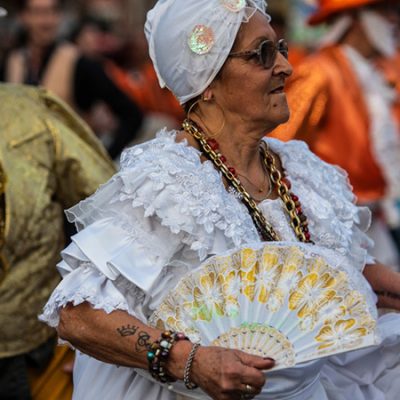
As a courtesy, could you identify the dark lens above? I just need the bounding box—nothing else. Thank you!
[260,41,275,69]
[278,39,289,59]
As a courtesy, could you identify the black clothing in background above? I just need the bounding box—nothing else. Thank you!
[73,55,143,159]
[0,337,55,400]
[0,42,143,159]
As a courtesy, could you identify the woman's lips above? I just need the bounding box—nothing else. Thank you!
[270,85,285,94]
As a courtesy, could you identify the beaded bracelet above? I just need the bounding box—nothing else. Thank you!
[147,331,188,383]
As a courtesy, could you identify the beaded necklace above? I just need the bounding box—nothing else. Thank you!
[182,119,313,243]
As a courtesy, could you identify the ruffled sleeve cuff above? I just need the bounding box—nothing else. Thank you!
[39,263,134,327]
[40,213,184,327]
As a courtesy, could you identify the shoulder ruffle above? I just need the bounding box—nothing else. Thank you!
[67,129,258,261]
[43,130,258,320]
[267,138,373,272]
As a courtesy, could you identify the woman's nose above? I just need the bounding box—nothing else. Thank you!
[273,51,293,77]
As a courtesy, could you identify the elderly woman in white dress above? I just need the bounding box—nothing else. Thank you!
[41,1,400,399]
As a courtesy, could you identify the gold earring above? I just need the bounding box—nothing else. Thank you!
[186,97,226,138]
[206,100,226,138]
[202,93,212,102]
[186,98,202,121]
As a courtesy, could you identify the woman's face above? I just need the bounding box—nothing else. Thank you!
[211,11,293,133]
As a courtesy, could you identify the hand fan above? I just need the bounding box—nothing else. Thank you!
[149,244,380,371]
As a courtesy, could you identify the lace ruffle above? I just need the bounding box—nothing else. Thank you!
[39,263,135,327]
[68,129,259,261]
[68,131,372,269]
[43,130,375,326]
[267,138,373,272]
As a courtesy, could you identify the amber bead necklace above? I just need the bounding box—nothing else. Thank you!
[182,119,313,243]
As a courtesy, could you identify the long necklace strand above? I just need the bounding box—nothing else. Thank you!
[236,168,273,201]
[260,143,311,243]
[182,119,312,243]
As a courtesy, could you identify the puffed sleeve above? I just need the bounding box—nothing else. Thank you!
[40,130,259,327]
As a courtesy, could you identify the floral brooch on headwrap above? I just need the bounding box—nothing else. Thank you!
[188,0,247,54]
[221,0,246,13]
[189,25,215,54]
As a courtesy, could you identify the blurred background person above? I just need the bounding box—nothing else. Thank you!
[69,16,184,146]
[272,0,400,269]
[69,15,116,59]
[268,1,310,67]
[104,30,185,144]
[0,83,115,400]
[0,0,144,160]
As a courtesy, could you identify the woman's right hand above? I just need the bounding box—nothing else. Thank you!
[189,346,275,400]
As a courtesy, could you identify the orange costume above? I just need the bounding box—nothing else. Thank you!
[106,62,184,125]
[272,0,400,265]
[272,45,386,203]
[272,0,400,205]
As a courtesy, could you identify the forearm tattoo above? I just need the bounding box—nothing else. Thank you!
[117,324,139,337]
[135,331,151,353]
[116,325,152,353]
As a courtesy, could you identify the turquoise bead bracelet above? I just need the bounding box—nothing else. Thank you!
[147,331,189,383]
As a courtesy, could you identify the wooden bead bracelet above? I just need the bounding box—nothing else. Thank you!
[147,331,188,383]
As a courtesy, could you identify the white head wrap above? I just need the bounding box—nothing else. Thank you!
[145,0,270,104]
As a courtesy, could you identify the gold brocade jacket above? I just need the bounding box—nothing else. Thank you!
[0,84,115,358]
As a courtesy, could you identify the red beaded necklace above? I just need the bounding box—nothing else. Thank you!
[183,119,313,243]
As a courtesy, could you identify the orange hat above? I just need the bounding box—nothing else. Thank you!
[308,0,388,25]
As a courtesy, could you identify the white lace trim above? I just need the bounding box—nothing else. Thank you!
[42,131,376,324]
[267,138,373,271]
[68,129,260,260]
[67,130,372,269]
[39,263,134,327]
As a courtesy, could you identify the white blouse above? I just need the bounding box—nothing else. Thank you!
[41,131,400,400]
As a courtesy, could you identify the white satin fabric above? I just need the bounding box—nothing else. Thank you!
[41,131,400,399]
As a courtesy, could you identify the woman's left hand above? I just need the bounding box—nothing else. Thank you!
[363,263,400,310]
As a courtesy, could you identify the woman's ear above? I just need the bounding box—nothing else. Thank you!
[202,88,214,102]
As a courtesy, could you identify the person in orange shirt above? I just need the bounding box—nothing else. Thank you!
[272,0,400,266]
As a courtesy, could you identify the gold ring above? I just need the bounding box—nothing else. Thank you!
[245,384,255,393]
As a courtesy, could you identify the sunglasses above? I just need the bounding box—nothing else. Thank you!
[229,39,289,69]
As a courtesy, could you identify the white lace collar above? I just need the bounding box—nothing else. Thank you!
[119,130,371,270]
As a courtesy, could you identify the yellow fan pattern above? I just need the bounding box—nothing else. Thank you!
[150,245,378,368]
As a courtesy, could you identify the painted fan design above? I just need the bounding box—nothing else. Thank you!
[149,244,380,371]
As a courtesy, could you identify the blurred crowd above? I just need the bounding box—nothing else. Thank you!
[2,0,400,399]
[0,0,184,161]
[0,0,327,162]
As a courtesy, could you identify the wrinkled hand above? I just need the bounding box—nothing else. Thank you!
[190,346,275,400]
